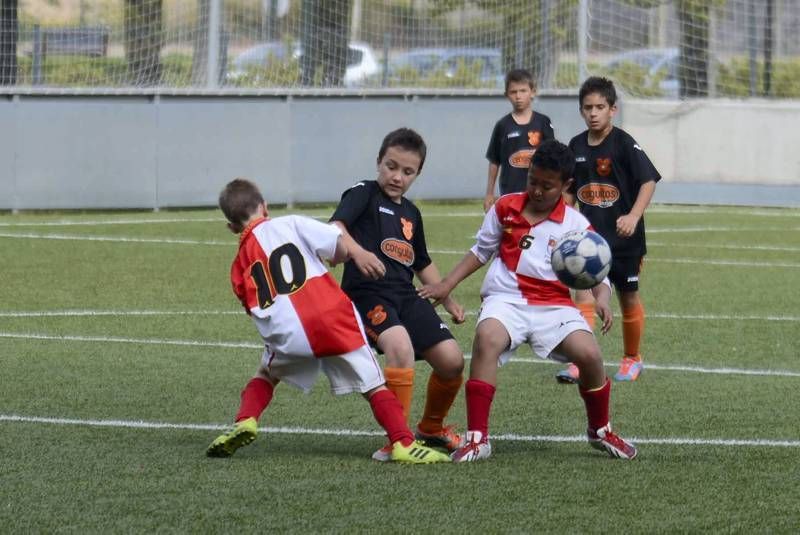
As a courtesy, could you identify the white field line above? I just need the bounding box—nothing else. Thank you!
[3,230,799,262]
[0,232,232,246]
[1,414,798,448]
[655,258,800,268]
[648,241,800,253]
[462,310,800,322]
[0,205,796,227]
[0,331,262,349]
[648,226,800,233]
[2,331,799,378]
[2,309,799,323]
[0,217,224,227]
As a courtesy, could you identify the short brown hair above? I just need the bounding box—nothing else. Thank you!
[377,127,427,174]
[579,76,617,107]
[219,178,264,233]
[505,68,535,93]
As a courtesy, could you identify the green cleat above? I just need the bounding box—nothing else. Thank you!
[206,417,258,458]
[390,440,451,464]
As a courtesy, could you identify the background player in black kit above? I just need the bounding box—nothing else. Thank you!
[484,68,555,212]
[557,76,661,384]
[330,128,466,462]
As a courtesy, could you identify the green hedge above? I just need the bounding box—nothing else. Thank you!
[8,53,800,98]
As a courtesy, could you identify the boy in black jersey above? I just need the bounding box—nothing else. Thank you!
[330,128,466,461]
[484,69,555,212]
[557,76,661,384]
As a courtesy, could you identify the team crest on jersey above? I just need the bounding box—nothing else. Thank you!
[577,183,620,208]
[367,304,387,326]
[400,217,414,240]
[528,130,542,146]
[596,158,612,177]
[509,149,535,169]
[546,236,557,263]
[380,238,415,266]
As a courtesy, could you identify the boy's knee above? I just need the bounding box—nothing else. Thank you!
[381,342,415,368]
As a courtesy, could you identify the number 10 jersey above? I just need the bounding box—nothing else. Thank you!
[230,215,367,358]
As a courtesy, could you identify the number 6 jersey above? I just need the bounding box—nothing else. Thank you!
[230,215,367,358]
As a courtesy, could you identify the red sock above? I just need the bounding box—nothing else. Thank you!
[234,377,274,422]
[368,389,414,446]
[465,379,496,439]
[579,379,610,432]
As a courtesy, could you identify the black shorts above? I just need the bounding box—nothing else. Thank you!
[349,290,454,360]
[609,255,644,292]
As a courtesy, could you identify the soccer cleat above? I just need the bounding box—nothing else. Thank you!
[588,423,638,460]
[450,431,492,463]
[206,417,258,458]
[390,440,451,464]
[371,443,393,462]
[415,424,463,452]
[555,363,580,384]
[614,356,643,382]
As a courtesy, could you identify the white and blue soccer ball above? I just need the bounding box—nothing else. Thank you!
[551,230,612,290]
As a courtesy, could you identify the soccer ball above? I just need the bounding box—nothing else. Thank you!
[551,230,612,289]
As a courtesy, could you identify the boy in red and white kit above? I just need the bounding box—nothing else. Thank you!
[419,140,637,461]
[206,178,449,464]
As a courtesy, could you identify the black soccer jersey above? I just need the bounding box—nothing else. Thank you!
[330,180,432,295]
[568,127,661,257]
[486,112,555,195]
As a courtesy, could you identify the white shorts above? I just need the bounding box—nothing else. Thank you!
[260,344,385,395]
[477,296,591,366]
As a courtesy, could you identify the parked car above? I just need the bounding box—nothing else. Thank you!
[226,40,379,87]
[605,47,679,98]
[386,47,504,88]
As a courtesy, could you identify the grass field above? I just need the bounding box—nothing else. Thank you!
[2,202,799,533]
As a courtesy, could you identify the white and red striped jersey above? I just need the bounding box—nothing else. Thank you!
[471,193,602,306]
[230,215,367,358]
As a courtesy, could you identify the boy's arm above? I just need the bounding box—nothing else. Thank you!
[415,261,466,324]
[418,251,484,305]
[484,163,500,212]
[331,221,386,279]
[328,234,349,266]
[616,180,657,238]
[591,280,613,334]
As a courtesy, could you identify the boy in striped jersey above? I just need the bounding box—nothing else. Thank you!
[420,140,637,462]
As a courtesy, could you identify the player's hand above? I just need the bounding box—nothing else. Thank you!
[616,213,640,238]
[442,296,466,324]
[417,281,452,305]
[483,194,496,213]
[595,300,613,334]
[353,250,386,280]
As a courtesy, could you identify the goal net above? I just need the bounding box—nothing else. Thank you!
[6,0,799,98]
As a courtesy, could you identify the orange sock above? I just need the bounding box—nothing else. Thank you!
[418,372,463,434]
[383,367,415,423]
[622,303,645,359]
[577,302,596,330]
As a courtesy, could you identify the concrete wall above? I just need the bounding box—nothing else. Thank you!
[622,99,800,186]
[0,94,797,210]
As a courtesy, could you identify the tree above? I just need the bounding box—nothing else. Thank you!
[675,0,711,97]
[191,0,210,85]
[300,0,351,86]
[430,0,576,89]
[623,0,726,98]
[0,0,17,85]
[124,0,163,86]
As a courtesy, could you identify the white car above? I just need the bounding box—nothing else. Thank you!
[343,41,379,87]
[226,40,379,88]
